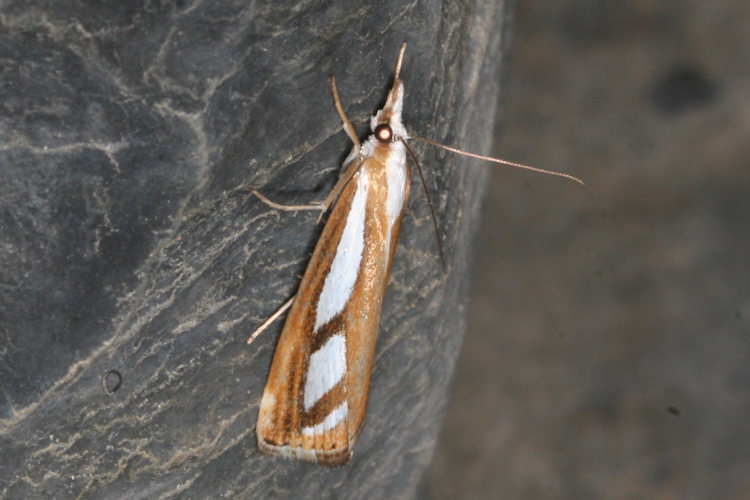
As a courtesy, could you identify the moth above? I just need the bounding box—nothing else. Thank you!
[250,43,581,466]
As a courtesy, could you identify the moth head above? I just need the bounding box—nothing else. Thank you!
[371,80,408,140]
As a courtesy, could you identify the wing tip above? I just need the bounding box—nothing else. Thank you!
[257,439,354,466]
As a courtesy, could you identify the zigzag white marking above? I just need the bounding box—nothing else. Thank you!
[314,171,369,331]
[303,333,346,411]
[302,401,349,436]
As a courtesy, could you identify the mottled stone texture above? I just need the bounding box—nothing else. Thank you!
[0,1,507,497]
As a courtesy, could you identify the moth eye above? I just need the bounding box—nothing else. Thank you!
[374,123,393,142]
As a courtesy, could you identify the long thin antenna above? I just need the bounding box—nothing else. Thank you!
[394,42,407,80]
[401,138,447,272]
[393,42,406,80]
[410,133,584,185]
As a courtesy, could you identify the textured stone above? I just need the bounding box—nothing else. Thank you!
[0,1,508,497]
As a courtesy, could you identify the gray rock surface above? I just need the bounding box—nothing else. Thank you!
[0,1,508,497]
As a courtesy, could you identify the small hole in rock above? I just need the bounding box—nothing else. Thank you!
[103,370,122,394]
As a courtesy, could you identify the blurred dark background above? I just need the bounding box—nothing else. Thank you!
[423,1,750,498]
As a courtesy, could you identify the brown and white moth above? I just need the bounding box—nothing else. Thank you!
[250,43,581,466]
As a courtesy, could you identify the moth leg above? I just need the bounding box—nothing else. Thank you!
[330,75,360,148]
[253,154,362,224]
[252,189,325,212]
[254,74,367,223]
[247,295,295,344]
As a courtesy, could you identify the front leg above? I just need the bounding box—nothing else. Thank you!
[252,189,326,212]
[253,154,365,223]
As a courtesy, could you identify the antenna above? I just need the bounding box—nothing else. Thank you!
[410,134,584,185]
